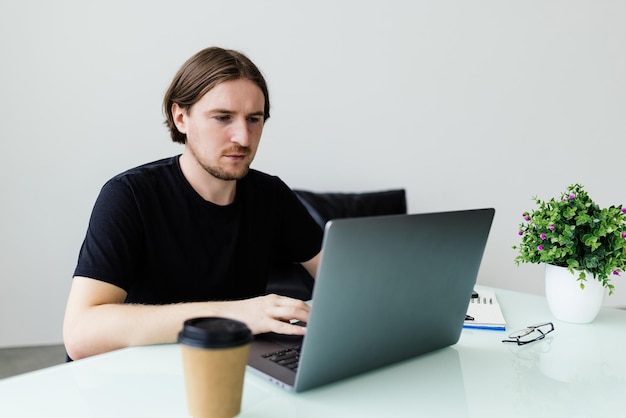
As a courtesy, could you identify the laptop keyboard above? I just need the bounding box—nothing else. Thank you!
[262,345,302,372]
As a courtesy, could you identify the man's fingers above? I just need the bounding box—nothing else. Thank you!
[262,295,310,335]
[270,319,308,335]
[225,294,311,335]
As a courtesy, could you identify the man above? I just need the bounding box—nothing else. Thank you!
[63,47,322,360]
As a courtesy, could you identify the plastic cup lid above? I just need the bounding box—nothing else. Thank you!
[178,317,252,349]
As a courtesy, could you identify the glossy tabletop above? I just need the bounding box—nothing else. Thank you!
[1,286,625,418]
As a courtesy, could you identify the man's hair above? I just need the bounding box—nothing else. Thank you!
[163,47,271,144]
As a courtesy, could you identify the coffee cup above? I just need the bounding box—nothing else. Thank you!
[178,317,252,418]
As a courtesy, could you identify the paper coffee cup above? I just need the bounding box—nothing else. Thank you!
[178,317,252,418]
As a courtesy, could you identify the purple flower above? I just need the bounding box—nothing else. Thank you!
[622,232,626,239]
[522,212,530,221]
[518,230,524,236]
[570,193,576,199]
[548,224,555,231]
[622,207,626,214]
[613,270,620,276]
[537,245,544,251]
[540,233,547,240]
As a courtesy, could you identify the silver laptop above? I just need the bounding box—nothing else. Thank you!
[248,208,495,392]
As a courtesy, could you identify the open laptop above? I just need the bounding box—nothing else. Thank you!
[248,208,495,392]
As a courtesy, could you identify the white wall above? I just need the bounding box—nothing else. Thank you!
[1,0,625,347]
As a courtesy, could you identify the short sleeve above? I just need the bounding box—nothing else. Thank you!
[73,178,145,291]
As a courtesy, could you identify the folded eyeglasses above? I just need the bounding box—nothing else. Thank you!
[501,322,555,346]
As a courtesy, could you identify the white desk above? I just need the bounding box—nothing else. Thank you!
[2,287,625,418]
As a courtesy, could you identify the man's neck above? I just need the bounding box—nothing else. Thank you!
[179,153,237,205]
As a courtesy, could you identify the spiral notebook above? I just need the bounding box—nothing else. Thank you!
[464,289,506,331]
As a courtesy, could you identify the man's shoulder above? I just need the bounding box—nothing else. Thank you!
[99,156,183,201]
[102,156,180,190]
[112,156,179,181]
[94,156,187,217]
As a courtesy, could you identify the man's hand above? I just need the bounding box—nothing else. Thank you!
[218,294,310,335]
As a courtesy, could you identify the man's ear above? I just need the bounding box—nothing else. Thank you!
[172,103,187,134]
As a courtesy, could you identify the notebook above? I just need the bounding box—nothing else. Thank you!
[247,208,495,392]
[463,289,506,331]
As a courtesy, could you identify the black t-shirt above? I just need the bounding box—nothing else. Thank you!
[73,156,322,304]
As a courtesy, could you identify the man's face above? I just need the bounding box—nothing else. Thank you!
[174,78,266,181]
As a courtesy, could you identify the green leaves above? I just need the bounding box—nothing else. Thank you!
[513,184,626,295]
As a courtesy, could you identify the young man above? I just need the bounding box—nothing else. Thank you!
[63,47,322,360]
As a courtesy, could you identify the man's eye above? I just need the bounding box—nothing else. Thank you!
[247,117,262,124]
[214,115,231,122]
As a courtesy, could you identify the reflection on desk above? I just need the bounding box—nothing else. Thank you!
[1,287,625,418]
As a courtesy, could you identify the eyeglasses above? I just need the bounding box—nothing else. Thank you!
[501,322,555,346]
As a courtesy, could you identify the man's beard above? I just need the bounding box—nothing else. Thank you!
[203,163,250,181]
[189,144,252,181]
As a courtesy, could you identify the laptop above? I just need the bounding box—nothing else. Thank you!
[248,208,495,392]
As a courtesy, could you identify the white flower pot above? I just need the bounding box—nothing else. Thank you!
[544,264,606,324]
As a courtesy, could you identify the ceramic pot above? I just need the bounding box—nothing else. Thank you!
[544,264,606,324]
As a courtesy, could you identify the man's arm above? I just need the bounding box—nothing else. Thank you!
[63,276,311,360]
[301,252,320,280]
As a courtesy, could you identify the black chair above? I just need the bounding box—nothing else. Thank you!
[266,189,407,300]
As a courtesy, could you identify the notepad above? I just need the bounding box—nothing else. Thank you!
[463,290,506,331]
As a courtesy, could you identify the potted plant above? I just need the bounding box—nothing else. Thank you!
[513,183,626,323]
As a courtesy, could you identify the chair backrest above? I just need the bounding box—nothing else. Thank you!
[294,189,407,228]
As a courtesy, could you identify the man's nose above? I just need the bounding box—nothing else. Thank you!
[230,118,251,147]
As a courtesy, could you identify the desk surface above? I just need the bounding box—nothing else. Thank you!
[2,287,625,418]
